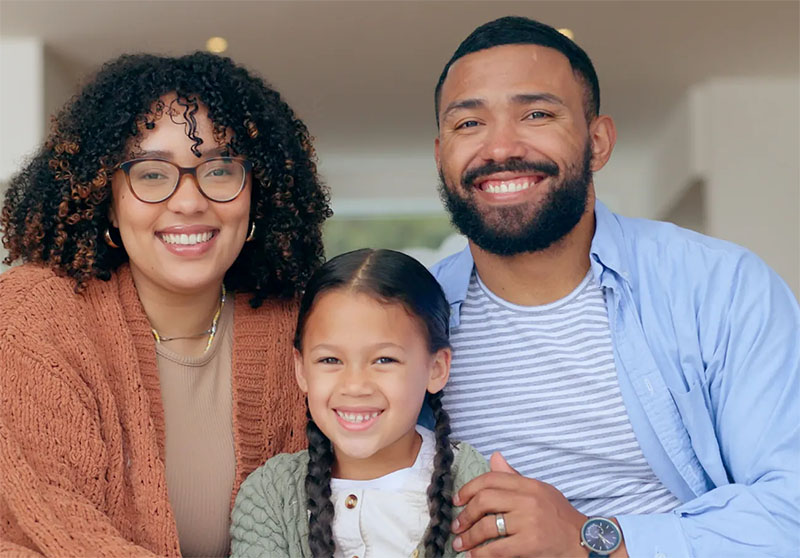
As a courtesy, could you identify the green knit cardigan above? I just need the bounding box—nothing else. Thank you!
[230,441,490,557]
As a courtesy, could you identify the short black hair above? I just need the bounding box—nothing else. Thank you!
[435,16,600,125]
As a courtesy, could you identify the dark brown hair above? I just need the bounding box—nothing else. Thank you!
[1,52,331,305]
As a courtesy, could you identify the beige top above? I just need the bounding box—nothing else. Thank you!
[156,299,236,558]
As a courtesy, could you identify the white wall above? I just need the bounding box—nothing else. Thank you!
[43,47,81,133]
[0,38,44,182]
[651,77,800,297]
[593,139,653,217]
[0,38,46,270]
[0,40,79,271]
[648,95,699,218]
[699,77,799,296]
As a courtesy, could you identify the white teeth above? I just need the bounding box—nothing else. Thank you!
[336,410,381,423]
[161,231,214,245]
[485,180,531,194]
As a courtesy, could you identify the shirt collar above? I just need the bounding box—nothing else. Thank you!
[438,199,632,306]
[435,244,475,306]
[590,199,632,288]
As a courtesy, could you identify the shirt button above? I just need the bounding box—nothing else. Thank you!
[345,494,358,509]
[411,550,419,558]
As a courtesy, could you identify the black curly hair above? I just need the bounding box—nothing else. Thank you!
[294,249,455,558]
[1,51,331,305]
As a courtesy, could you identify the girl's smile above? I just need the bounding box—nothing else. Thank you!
[335,408,383,430]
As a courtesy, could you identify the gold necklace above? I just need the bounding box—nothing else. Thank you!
[151,284,226,353]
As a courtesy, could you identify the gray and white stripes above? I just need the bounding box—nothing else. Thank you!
[443,271,681,516]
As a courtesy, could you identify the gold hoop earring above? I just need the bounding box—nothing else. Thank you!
[245,221,256,242]
[104,228,120,248]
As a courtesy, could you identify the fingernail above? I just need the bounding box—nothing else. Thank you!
[453,493,461,505]
[452,518,460,531]
[453,536,462,550]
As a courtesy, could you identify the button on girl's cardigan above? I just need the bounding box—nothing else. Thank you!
[0,264,307,556]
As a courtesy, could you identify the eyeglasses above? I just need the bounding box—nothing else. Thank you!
[118,157,253,203]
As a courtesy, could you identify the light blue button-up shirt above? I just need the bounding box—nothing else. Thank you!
[430,200,799,557]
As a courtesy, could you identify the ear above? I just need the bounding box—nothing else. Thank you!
[293,348,308,393]
[427,347,451,394]
[434,137,441,169]
[588,114,617,172]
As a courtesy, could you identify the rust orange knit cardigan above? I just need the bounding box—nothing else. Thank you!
[0,264,307,556]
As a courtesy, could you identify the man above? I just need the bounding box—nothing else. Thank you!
[430,16,799,558]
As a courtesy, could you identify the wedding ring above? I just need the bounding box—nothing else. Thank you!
[495,513,508,537]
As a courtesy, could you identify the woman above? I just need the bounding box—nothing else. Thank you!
[0,52,330,556]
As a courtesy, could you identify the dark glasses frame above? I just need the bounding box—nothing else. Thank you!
[118,157,254,203]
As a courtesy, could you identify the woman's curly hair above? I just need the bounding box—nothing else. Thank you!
[0,52,331,305]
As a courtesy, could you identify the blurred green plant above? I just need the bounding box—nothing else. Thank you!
[323,214,455,258]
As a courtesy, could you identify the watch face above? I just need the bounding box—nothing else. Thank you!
[582,518,621,552]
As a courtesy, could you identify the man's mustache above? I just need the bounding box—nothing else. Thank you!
[461,159,559,189]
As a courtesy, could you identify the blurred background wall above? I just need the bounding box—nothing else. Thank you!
[1,0,798,296]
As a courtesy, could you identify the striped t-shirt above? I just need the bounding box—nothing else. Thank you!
[443,270,681,516]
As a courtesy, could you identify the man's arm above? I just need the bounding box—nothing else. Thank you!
[617,253,799,557]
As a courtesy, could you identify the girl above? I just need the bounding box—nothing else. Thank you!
[230,248,489,557]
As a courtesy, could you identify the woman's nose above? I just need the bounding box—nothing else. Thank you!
[166,174,209,214]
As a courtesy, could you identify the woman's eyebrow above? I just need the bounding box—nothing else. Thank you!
[132,147,229,159]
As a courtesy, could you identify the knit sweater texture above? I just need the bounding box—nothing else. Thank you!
[0,264,307,557]
[230,441,490,558]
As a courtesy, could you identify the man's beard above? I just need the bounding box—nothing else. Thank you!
[438,142,593,257]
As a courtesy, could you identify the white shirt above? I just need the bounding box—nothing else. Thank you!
[329,426,434,558]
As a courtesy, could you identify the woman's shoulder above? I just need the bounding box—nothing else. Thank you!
[0,263,69,296]
[0,264,80,326]
[0,263,123,343]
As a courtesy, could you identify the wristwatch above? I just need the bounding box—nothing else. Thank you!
[580,517,622,557]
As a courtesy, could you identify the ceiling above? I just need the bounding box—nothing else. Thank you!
[2,0,798,158]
